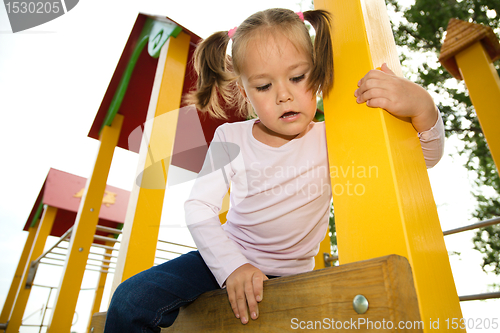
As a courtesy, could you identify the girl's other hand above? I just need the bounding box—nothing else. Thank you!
[225,263,268,324]
[354,63,438,133]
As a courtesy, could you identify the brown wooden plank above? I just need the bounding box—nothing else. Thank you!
[162,255,422,332]
[89,312,107,333]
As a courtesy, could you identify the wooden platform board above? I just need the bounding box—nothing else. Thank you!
[89,312,106,333]
[163,255,421,332]
[89,255,422,332]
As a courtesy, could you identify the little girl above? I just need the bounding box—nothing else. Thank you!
[105,8,444,332]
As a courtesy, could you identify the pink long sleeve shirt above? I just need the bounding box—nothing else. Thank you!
[185,114,445,287]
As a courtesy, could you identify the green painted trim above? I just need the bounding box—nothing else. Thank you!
[99,19,183,134]
[147,19,182,58]
[99,20,152,133]
[172,26,182,38]
[30,200,44,228]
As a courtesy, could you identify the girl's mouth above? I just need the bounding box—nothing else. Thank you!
[280,111,299,119]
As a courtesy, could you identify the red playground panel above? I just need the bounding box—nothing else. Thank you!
[23,168,130,240]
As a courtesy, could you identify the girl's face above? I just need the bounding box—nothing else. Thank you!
[238,33,317,147]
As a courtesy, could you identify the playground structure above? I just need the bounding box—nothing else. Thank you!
[1,0,500,332]
[0,169,130,332]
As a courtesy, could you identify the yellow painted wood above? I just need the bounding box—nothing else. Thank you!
[219,189,230,223]
[314,230,331,270]
[314,0,463,330]
[439,18,500,80]
[455,41,500,172]
[111,32,190,293]
[0,224,37,325]
[6,206,57,333]
[46,114,123,333]
[86,241,114,333]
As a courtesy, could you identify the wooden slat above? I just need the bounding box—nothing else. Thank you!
[89,312,107,333]
[162,255,422,332]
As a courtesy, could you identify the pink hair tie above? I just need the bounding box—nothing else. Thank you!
[228,26,237,40]
[296,11,304,22]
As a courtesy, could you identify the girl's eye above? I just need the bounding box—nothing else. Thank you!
[291,74,306,83]
[256,84,271,92]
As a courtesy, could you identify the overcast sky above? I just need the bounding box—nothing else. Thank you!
[0,0,498,332]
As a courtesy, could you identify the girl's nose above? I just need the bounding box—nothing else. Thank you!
[276,85,293,104]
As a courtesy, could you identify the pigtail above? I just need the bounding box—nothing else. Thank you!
[303,10,334,97]
[187,31,237,119]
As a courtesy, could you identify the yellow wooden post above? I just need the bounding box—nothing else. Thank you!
[219,190,230,223]
[439,19,500,171]
[314,0,463,330]
[0,224,37,326]
[86,241,114,333]
[313,232,332,270]
[456,42,500,169]
[6,206,57,333]
[46,114,123,333]
[111,32,190,291]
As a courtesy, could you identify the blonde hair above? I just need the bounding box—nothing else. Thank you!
[187,8,333,119]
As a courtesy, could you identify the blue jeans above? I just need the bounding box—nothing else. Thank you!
[104,251,220,333]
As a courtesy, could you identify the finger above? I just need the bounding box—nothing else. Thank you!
[379,62,396,76]
[365,97,391,110]
[244,279,259,321]
[357,67,385,87]
[236,288,249,324]
[356,72,390,98]
[356,86,388,104]
[355,79,376,99]
[253,274,264,303]
[227,286,240,319]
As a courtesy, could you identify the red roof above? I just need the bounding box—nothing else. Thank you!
[24,168,130,240]
[87,13,246,174]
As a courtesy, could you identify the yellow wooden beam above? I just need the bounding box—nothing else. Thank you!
[314,230,332,270]
[46,114,123,333]
[439,18,500,81]
[439,19,500,171]
[6,206,57,333]
[111,32,190,292]
[0,224,37,325]
[219,190,230,223]
[87,239,115,332]
[86,240,114,333]
[455,41,500,171]
[314,0,463,330]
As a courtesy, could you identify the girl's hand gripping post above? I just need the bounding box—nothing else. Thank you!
[225,263,269,324]
[354,63,438,133]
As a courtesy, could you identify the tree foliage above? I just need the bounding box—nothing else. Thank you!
[385,0,500,274]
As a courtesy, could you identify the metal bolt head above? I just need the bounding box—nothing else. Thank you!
[353,295,369,314]
[79,247,83,252]
[90,208,94,212]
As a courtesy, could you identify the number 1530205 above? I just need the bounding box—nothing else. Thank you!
[445,318,499,330]
[5,2,61,14]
